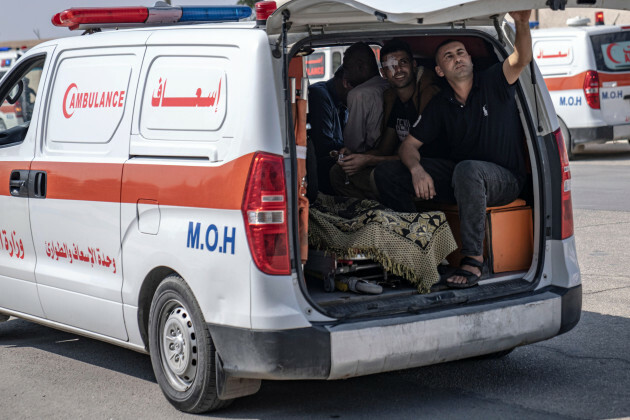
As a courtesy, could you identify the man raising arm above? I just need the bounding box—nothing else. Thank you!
[374,10,533,289]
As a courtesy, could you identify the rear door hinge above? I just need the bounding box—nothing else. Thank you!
[546,0,568,11]
[307,24,325,36]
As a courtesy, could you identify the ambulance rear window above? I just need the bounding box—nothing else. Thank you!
[590,31,630,72]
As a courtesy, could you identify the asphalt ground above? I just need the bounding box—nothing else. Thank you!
[1,141,629,419]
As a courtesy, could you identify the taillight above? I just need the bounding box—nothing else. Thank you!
[242,152,290,275]
[554,127,574,239]
[583,70,600,109]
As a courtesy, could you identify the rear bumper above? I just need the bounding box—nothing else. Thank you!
[571,124,630,145]
[208,285,581,381]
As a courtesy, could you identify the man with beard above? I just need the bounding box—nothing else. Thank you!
[373,11,532,289]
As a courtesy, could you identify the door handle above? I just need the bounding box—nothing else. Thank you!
[9,170,30,197]
[28,171,47,198]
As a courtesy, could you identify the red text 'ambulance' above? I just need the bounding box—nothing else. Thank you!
[63,83,126,118]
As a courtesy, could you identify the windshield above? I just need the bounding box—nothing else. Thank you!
[590,30,630,72]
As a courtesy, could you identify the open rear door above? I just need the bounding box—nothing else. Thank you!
[267,0,630,37]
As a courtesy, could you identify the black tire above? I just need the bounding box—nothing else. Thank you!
[148,274,233,413]
[558,118,574,160]
[0,314,9,322]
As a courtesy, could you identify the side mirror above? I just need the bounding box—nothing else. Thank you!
[6,80,24,105]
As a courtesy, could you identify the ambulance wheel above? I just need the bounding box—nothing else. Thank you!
[0,314,9,322]
[148,274,233,413]
[559,118,574,160]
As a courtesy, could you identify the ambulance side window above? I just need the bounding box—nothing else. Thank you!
[0,56,45,145]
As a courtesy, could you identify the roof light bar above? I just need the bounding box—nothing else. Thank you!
[179,6,250,22]
[52,5,251,31]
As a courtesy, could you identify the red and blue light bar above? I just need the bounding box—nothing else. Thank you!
[52,4,252,31]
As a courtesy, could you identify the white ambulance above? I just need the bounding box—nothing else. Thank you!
[305,46,346,81]
[532,24,630,158]
[0,0,625,414]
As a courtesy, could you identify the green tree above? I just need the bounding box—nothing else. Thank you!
[236,0,257,8]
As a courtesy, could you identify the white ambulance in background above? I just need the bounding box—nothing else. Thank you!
[304,46,346,81]
[305,45,380,82]
[532,24,630,158]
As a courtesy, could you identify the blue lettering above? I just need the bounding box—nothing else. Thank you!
[223,227,236,255]
[187,222,236,255]
[205,224,218,252]
[602,90,623,99]
[559,96,583,106]
[187,222,201,249]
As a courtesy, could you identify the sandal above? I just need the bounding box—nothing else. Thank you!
[447,256,483,289]
[431,264,458,292]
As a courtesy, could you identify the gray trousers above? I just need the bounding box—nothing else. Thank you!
[373,159,523,257]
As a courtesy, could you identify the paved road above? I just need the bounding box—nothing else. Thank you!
[1,143,629,419]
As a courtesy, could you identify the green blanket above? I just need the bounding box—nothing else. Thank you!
[308,194,457,293]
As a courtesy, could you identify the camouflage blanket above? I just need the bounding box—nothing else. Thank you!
[308,194,457,293]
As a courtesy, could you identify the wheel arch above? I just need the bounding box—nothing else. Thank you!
[137,266,178,350]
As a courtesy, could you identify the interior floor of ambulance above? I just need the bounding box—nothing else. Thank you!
[302,252,533,319]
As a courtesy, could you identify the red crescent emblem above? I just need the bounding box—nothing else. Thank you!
[607,43,621,64]
[62,83,77,119]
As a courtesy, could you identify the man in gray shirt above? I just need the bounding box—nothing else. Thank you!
[329,42,388,198]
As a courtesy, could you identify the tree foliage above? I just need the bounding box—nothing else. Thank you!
[236,0,257,8]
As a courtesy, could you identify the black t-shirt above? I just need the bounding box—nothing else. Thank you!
[387,96,449,159]
[387,98,418,143]
[409,63,526,184]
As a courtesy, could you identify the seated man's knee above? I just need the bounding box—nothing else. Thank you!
[329,164,346,193]
[452,160,484,188]
[373,160,401,189]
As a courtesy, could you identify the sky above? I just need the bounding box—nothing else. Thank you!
[0,0,239,42]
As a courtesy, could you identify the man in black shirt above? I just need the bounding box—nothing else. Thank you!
[331,39,440,198]
[374,10,532,288]
[379,39,442,157]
